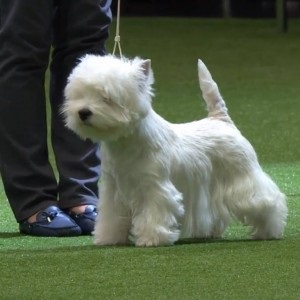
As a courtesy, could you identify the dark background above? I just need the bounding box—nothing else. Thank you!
[111,0,300,18]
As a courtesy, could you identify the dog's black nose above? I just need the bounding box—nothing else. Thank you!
[78,108,92,121]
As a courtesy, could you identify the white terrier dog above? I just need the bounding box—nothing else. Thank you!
[63,55,288,247]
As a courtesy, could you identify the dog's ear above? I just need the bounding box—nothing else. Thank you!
[133,58,154,93]
[141,59,151,78]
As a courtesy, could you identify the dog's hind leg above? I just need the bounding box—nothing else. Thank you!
[225,170,288,240]
[182,186,217,238]
[247,173,287,240]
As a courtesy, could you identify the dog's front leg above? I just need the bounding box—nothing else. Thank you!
[93,178,131,246]
[131,180,184,247]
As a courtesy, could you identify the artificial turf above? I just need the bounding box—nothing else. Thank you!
[0,18,299,299]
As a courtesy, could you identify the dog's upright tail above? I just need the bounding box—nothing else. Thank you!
[198,59,232,122]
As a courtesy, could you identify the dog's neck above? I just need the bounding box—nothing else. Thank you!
[104,109,175,152]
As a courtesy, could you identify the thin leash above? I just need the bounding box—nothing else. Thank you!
[112,0,123,58]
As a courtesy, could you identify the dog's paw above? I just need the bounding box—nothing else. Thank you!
[93,236,130,246]
[135,237,173,247]
[135,230,179,247]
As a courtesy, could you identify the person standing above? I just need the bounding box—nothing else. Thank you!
[0,0,112,236]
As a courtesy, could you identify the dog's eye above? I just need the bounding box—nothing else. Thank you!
[103,97,111,104]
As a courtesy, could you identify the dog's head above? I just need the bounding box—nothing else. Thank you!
[62,54,154,141]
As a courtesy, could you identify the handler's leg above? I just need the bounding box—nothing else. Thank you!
[0,0,58,222]
[50,0,112,232]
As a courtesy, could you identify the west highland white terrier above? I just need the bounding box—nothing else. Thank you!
[63,55,288,247]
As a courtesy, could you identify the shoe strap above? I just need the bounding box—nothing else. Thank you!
[39,209,58,223]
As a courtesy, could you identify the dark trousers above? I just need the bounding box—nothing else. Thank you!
[0,0,112,222]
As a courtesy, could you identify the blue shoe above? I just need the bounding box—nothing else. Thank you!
[68,205,97,235]
[19,206,82,237]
